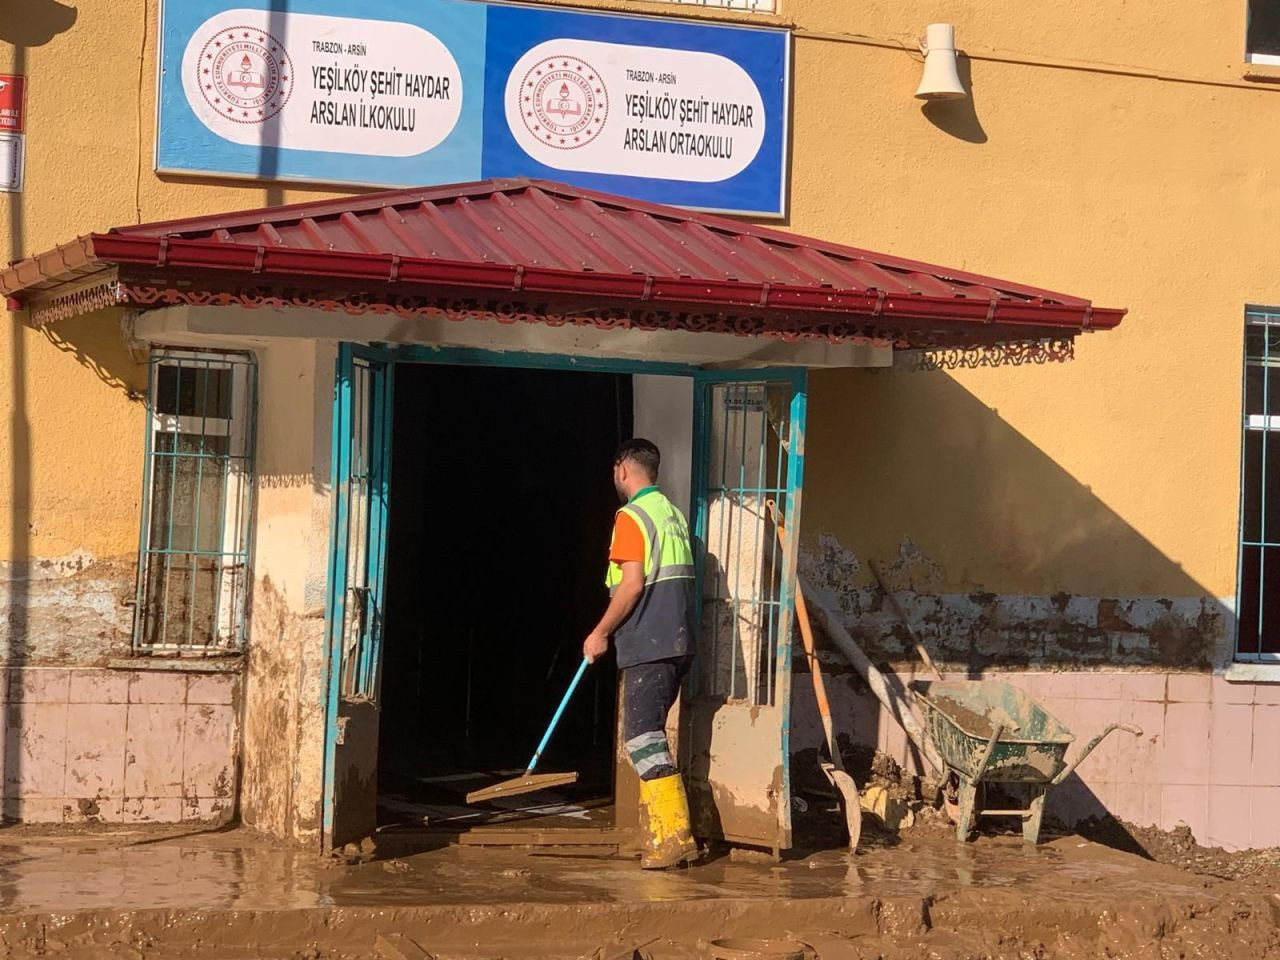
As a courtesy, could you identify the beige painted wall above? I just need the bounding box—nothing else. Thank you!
[633,375,694,516]
[240,339,334,840]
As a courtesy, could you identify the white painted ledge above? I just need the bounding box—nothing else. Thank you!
[1220,661,1280,684]
[106,655,243,674]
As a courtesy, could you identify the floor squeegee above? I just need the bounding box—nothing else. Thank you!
[465,657,590,804]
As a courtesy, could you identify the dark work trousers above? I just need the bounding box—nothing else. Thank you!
[622,656,691,781]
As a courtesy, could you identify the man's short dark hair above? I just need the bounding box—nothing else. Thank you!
[616,438,660,480]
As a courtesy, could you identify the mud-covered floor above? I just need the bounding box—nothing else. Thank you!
[375,772,615,832]
[0,824,1274,959]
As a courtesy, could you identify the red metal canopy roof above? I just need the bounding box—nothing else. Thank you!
[2,177,1123,348]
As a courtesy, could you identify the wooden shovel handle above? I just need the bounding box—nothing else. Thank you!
[766,499,845,775]
[867,559,944,682]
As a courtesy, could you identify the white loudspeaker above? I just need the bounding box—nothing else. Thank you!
[915,23,966,101]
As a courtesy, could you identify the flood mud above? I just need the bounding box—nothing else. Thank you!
[0,824,1271,958]
[1077,816,1280,887]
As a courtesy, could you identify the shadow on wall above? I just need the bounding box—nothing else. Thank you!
[799,364,1221,673]
[0,0,76,46]
[39,314,148,401]
[921,54,988,145]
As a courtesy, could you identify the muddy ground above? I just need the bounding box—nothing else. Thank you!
[0,815,1273,960]
[1076,817,1280,888]
[799,744,1280,892]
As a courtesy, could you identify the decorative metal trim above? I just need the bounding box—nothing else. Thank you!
[27,278,126,327]
[118,282,910,346]
[98,281,1082,353]
[905,339,1075,371]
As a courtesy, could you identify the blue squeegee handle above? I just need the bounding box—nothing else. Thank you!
[525,656,590,775]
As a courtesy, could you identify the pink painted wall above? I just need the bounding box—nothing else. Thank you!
[791,668,1280,851]
[2,667,238,824]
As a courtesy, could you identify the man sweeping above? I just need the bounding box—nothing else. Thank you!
[583,438,699,869]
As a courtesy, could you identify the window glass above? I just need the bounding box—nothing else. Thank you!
[1248,0,1280,60]
[155,364,233,420]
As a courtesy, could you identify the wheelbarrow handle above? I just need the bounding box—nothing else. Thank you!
[1051,722,1143,786]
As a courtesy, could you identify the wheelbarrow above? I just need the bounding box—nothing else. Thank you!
[911,679,1142,844]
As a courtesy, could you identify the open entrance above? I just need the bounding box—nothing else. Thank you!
[376,363,633,832]
[325,345,804,854]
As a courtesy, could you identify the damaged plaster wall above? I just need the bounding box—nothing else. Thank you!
[240,339,335,843]
[799,533,1226,670]
[0,553,135,663]
[0,309,240,824]
[0,311,146,665]
[791,367,1278,850]
[790,534,1280,851]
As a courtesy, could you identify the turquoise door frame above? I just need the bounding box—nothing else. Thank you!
[320,342,807,852]
[686,368,807,852]
[322,343,396,850]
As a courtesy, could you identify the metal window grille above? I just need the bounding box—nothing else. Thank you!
[698,382,792,705]
[1237,310,1280,661]
[134,349,257,653]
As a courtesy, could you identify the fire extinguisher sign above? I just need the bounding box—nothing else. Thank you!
[0,74,26,193]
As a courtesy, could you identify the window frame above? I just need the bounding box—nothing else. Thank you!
[133,347,257,655]
[1246,0,1280,63]
[1236,309,1280,662]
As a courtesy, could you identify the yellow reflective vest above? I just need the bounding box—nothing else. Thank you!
[605,487,697,668]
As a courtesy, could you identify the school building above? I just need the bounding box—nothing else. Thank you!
[0,0,1276,853]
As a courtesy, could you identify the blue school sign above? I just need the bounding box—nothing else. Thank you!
[156,1,791,216]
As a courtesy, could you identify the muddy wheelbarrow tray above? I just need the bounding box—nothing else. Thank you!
[910,679,1142,844]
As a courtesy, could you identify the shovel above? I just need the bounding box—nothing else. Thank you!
[466,657,589,804]
[767,500,862,853]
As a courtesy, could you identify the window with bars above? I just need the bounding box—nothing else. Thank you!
[134,350,256,654]
[1238,311,1280,661]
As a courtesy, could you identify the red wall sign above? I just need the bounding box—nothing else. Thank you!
[0,75,26,134]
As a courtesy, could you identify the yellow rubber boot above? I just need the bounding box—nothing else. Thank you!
[637,774,698,869]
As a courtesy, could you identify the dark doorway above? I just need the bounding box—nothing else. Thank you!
[377,363,632,830]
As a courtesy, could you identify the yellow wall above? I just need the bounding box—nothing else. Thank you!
[4,0,1276,618]
[784,7,1279,601]
[1,2,355,655]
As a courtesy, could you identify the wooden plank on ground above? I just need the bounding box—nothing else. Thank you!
[529,845,624,858]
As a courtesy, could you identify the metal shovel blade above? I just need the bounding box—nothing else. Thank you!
[823,762,862,852]
[465,771,580,805]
